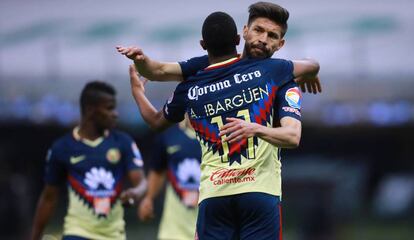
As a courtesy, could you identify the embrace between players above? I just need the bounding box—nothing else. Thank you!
[117,2,320,240]
[31,2,320,240]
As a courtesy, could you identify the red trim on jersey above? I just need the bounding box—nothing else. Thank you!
[167,169,185,198]
[204,56,241,71]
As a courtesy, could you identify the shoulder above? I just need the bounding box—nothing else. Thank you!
[50,132,74,152]
[109,129,135,143]
[162,124,180,136]
[263,58,292,67]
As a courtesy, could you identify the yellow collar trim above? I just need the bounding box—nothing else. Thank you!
[206,56,240,69]
[73,126,108,147]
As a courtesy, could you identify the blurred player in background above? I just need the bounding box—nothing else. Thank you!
[116,1,321,95]
[30,81,146,240]
[125,9,319,239]
[136,104,201,240]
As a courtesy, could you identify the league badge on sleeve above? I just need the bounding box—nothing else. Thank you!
[131,143,144,167]
[285,87,302,109]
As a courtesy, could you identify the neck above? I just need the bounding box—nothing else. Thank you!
[78,120,105,140]
[208,52,238,65]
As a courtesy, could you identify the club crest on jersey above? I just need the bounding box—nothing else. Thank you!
[106,148,121,164]
[285,87,302,109]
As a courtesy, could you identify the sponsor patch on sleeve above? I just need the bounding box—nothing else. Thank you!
[285,87,302,109]
[282,106,301,116]
[131,143,144,167]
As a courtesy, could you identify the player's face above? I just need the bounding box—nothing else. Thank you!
[92,94,118,130]
[243,17,285,59]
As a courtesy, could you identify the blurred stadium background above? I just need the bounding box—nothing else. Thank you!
[1,0,413,239]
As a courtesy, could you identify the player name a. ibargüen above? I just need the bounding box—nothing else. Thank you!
[202,85,269,117]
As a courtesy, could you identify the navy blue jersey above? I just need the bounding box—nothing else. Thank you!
[179,55,209,80]
[43,127,143,238]
[163,57,302,202]
[151,125,201,196]
[151,126,201,189]
[166,57,300,123]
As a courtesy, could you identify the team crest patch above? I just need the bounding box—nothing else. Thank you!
[106,148,121,164]
[285,87,302,109]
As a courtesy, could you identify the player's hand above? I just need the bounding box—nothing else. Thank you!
[129,65,148,94]
[219,117,260,143]
[116,45,146,62]
[120,189,136,207]
[294,75,321,94]
[139,196,155,221]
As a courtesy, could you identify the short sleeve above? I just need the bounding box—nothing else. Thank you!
[275,80,302,121]
[149,135,168,172]
[122,135,144,171]
[163,84,187,123]
[44,147,66,186]
[269,59,294,86]
[179,55,209,80]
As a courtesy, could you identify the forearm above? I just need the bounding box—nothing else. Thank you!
[135,58,183,82]
[145,171,166,200]
[30,191,58,240]
[131,90,166,130]
[255,123,301,148]
[292,58,320,78]
[128,170,147,197]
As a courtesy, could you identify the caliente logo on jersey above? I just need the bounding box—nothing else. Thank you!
[285,87,302,109]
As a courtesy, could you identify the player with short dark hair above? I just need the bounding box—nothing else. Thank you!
[30,81,146,240]
[126,11,319,239]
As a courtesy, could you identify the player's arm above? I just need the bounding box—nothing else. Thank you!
[220,78,303,148]
[139,170,167,221]
[128,65,174,131]
[121,170,147,204]
[117,46,183,81]
[292,58,321,94]
[257,116,301,148]
[30,185,59,240]
[220,116,301,148]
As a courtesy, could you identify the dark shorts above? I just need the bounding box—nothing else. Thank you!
[196,192,282,240]
[62,235,89,240]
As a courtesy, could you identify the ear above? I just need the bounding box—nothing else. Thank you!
[84,105,95,117]
[235,34,240,46]
[276,39,285,50]
[200,40,207,50]
[242,25,248,40]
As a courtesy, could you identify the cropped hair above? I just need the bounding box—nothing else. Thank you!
[248,2,289,37]
[80,81,115,115]
[202,11,238,57]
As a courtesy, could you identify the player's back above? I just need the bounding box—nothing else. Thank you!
[167,56,296,202]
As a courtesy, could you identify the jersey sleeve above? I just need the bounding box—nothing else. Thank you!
[179,55,209,80]
[122,134,144,171]
[269,59,294,86]
[163,84,187,123]
[275,80,302,121]
[44,146,66,186]
[149,135,168,172]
